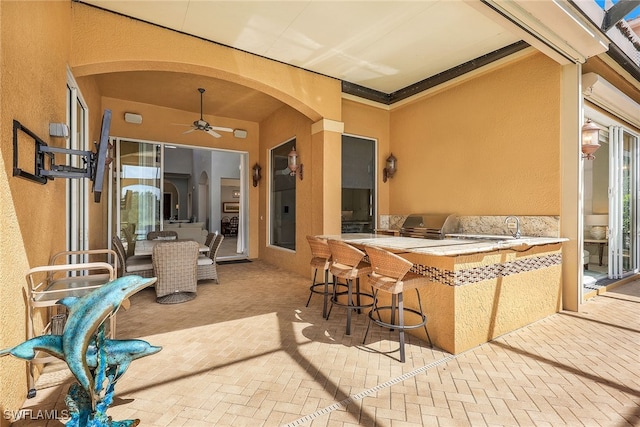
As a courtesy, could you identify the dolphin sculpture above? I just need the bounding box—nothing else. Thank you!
[0,335,161,382]
[57,275,156,406]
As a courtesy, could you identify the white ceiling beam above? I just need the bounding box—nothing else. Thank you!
[474,0,609,64]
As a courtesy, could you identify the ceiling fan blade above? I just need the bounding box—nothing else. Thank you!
[209,126,233,133]
[182,128,196,134]
[205,128,222,138]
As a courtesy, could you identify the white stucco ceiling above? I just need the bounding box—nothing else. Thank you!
[77,1,615,124]
[81,0,518,94]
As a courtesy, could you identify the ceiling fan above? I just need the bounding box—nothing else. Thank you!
[178,88,233,138]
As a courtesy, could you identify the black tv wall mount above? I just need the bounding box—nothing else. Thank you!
[12,118,109,185]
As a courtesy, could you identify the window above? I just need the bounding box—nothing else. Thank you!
[270,138,297,250]
[342,135,376,233]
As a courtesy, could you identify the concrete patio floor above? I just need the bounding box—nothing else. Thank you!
[13,260,640,426]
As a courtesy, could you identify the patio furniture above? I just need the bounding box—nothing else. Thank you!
[203,231,216,257]
[25,258,117,397]
[221,216,231,236]
[152,240,199,304]
[326,239,374,336]
[305,235,346,319]
[146,230,178,240]
[362,245,432,362]
[162,222,208,243]
[134,239,210,256]
[121,223,137,257]
[583,250,590,269]
[228,216,239,237]
[112,236,154,278]
[197,233,224,283]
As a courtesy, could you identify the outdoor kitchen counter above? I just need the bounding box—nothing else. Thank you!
[320,233,567,354]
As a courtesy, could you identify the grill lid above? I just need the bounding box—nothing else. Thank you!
[400,213,459,239]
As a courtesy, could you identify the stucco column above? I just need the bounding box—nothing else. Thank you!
[560,63,583,312]
[311,119,344,236]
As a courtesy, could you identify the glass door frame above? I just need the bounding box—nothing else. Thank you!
[585,107,639,281]
[341,133,377,234]
[114,138,163,244]
[609,126,639,279]
[110,138,251,258]
[65,69,89,263]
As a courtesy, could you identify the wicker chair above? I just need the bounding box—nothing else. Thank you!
[147,230,178,240]
[228,216,239,236]
[305,236,346,319]
[362,245,432,362]
[197,233,224,283]
[152,241,199,304]
[203,232,216,256]
[221,216,231,236]
[112,236,154,278]
[326,239,374,336]
[121,223,137,257]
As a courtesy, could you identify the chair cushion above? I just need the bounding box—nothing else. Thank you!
[126,257,153,273]
[155,236,177,240]
[197,255,214,266]
[127,254,152,262]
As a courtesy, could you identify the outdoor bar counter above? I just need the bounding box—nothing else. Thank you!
[321,233,567,354]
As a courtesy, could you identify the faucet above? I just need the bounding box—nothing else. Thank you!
[505,216,521,239]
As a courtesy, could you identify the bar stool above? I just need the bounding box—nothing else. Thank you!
[326,239,374,335]
[363,245,432,362]
[306,236,333,318]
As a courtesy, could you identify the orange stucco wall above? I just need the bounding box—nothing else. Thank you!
[388,52,561,216]
[259,106,314,274]
[0,1,73,421]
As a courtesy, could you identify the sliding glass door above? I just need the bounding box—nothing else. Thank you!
[609,127,639,278]
[117,140,162,243]
[66,72,89,262]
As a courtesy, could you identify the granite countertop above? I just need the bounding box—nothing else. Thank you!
[321,233,568,256]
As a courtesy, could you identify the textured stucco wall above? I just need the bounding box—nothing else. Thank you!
[259,106,314,276]
[388,52,562,216]
[0,1,72,423]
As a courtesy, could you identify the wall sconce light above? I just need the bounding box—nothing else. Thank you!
[288,147,303,180]
[252,163,262,187]
[383,153,397,182]
[581,119,600,160]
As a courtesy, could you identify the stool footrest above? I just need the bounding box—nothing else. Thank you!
[331,291,374,310]
[308,281,348,295]
[368,306,427,331]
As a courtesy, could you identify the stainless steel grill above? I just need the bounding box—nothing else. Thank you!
[399,213,459,239]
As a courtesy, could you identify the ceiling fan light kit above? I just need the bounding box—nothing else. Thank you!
[179,88,237,139]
